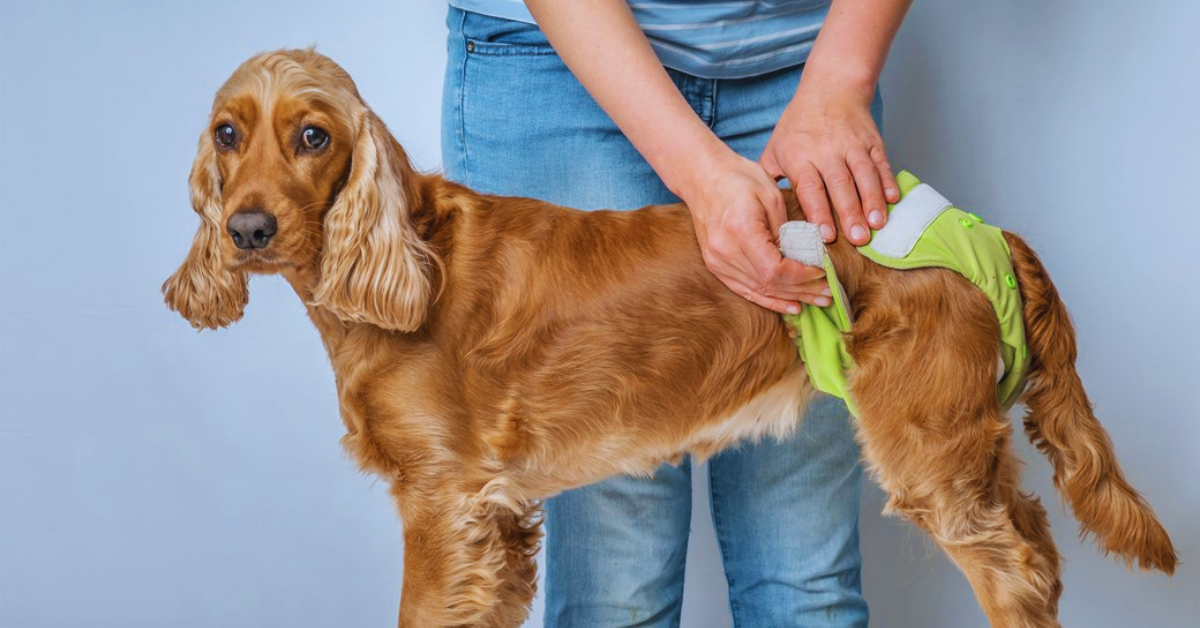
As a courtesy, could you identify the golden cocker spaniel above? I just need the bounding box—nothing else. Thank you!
[164,49,1176,628]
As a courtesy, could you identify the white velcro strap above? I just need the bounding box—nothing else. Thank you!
[779,221,853,321]
[779,221,825,267]
[869,183,953,258]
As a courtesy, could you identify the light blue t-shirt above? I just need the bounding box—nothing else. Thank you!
[448,0,831,79]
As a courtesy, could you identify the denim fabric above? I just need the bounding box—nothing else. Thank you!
[447,0,832,79]
[442,7,877,627]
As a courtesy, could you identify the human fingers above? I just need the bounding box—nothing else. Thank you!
[699,220,830,312]
[758,183,789,240]
[847,147,888,230]
[760,147,785,182]
[788,160,837,243]
[723,273,830,314]
[870,143,900,204]
[736,231,830,307]
[820,158,870,246]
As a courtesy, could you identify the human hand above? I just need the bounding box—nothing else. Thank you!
[760,86,898,246]
[679,146,832,315]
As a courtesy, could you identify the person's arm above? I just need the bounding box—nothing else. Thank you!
[525,0,829,315]
[761,0,913,245]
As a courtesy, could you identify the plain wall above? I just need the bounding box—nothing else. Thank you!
[1,1,1196,626]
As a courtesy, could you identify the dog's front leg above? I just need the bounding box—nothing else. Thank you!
[395,487,542,628]
[474,502,544,628]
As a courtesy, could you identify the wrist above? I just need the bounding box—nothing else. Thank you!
[796,59,878,109]
[655,130,734,202]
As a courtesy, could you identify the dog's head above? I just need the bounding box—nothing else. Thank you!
[163,48,436,331]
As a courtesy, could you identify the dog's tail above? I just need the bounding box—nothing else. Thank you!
[1005,232,1177,574]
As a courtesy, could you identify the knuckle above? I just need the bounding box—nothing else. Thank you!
[706,232,734,251]
[832,188,860,206]
[824,171,853,188]
[837,207,863,223]
[847,152,873,168]
[700,249,724,269]
[803,205,831,220]
[795,178,825,195]
[740,288,765,305]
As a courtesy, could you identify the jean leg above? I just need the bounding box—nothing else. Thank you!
[544,464,693,628]
[708,396,868,628]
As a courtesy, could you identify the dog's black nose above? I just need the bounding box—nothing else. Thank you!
[227,210,277,250]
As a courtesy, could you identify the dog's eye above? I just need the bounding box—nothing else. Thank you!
[301,126,329,150]
[214,124,237,148]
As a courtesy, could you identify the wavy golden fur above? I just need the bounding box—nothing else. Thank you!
[164,49,1177,628]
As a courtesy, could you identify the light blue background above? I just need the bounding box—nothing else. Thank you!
[1,1,1196,627]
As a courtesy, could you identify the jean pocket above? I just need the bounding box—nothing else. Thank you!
[460,10,556,56]
[466,38,557,56]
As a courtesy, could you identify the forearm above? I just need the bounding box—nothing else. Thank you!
[524,0,841,313]
[800,0,912,103]
[523,0,726,199]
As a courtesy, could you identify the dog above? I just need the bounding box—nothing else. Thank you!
[164,49,1177,628]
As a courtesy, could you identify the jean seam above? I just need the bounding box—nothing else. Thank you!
[455,8,470,187]
[466,39,557,56]
[708,462,743,628]
[706,78,719,130]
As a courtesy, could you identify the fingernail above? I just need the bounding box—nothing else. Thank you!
[887,187,898,199]
[819,224,835,242]
[786,305,800,315]
[851,225,868,242]
[816,296,832,307]
[869,210,884,227]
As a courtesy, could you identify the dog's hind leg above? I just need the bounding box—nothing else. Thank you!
[854,398,1063,628]
[1009,489,1063,614]
[846,276,1062,627]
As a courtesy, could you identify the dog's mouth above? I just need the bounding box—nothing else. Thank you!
[229,249,283,272]
[228,241,315,273]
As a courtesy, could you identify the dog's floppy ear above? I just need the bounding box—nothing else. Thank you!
[162,133,249,330]
[311,110,437,332]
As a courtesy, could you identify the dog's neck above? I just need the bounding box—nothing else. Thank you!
[276,172,454,367]
[280,265,354,360]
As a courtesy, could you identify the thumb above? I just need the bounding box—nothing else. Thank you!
[760,187,788,240]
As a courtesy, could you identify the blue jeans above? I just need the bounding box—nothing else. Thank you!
[442,7,876,627]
